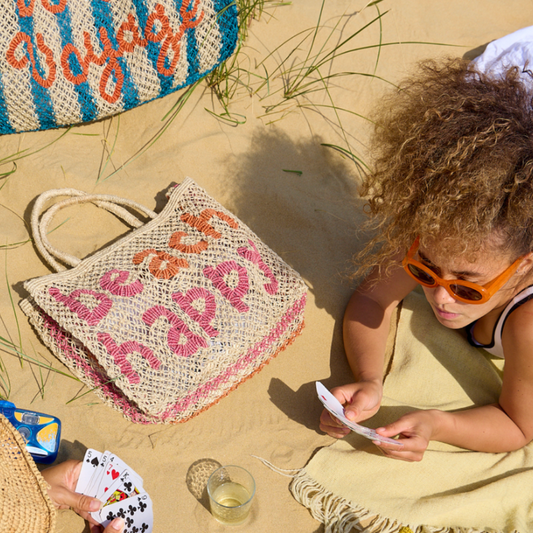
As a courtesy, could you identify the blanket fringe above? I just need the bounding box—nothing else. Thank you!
[289,469,506,533]
[251,455,302,477]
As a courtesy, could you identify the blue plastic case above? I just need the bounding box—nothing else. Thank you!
[0,400,61,464]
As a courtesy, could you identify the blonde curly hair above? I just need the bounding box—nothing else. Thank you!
[356,57,533,277]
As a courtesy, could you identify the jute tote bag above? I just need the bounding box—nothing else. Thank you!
[20,178,307,423]
[1,0,238,134]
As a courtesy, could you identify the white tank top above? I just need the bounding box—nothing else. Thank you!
[467,285,533,358]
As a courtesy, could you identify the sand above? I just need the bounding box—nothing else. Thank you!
[1,1,533,531]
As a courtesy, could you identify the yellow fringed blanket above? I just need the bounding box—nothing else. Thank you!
[290,291,533,533]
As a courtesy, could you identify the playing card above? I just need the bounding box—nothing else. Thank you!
[109,453,143,489]
[99,469,142,509]
[97,492,153,533]
[85,450,111,498]
[316,381,403,447]
[75,449,103,494]
[94,452,143,500]
[77,448,152,531]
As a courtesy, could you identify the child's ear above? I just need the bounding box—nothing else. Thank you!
[517,252,533,274]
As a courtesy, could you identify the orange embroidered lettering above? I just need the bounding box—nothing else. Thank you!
[145,4,170,43]
[61,43,88,85]
[157,33,182,77]
[180,0,204,28]
[41,0,67,14]
[181,209,238,239]
[6,1,206,97]
[17,0,66,17]
[94,27,124,103]
[33,34,56,88]
[168,231,209,254]
[7,33,31,69]
[100,57,123,103]
[83,30,107,67]
[7,32,56,88]
[17,0,35,17]
[117,13,147,54]
[133,249,189,279]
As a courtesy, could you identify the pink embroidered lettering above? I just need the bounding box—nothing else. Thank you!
[99,269,144,297]
[172,287,218,337]
[49,287,112,326]
[142,305,207,357]
[203,260,250,313]
[238,240,279,295]
[97,332,160,384]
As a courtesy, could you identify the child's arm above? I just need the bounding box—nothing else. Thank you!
[320,258,417,438]
[374,299,533,460]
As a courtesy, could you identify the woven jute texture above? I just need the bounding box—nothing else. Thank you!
[0,415,56,533]
[0,0,238,134]
[21,178,307,424]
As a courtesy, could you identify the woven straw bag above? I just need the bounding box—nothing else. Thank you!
[20,178,307,423]
[0,415,56,532]
[1,0,238,134]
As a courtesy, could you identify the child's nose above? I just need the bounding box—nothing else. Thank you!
[432,284,457,304]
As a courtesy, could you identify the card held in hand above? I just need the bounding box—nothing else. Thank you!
[316,381,403,447]
[77,448,153,533]
[98,492,153,532]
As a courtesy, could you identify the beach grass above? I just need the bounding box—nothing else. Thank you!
[0,0,458,401]
[0,255,80,400]
[205,0,392,171]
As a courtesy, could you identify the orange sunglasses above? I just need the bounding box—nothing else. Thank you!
[402,237,524,304]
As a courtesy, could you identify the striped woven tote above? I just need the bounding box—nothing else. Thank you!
[0,0,238,134]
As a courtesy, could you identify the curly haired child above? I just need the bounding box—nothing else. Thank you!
[320,54,533,461]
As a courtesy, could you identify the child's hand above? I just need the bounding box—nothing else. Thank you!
[42,460,125,533]
[319,380,382,438]
[372,410,438,461]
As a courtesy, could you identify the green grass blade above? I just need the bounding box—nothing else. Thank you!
[204,108,247,125]
[282,169,302,175]
[372,2,383,76]
[66,376,119,404]
[0,337,79,380]
[96,114,121,184]
[0,127,71,166]
[4,253,23,366]
[321,143,370,171]
[102,81,202,181]
[0,164,17,181]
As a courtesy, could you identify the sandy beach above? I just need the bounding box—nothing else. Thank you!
[2,1,533,531]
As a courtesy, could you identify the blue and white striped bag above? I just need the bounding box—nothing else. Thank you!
[0,0,238,134]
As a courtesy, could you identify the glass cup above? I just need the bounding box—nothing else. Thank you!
[207,465,256,525]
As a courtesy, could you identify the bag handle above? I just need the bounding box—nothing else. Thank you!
[31,188,158,272]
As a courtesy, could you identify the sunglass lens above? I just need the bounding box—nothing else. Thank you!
[450,284,483,302]
[407,264,436,285]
